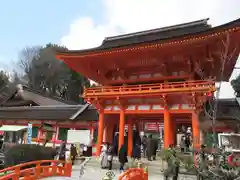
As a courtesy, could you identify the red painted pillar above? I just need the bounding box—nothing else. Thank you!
[128,119,133,156]
[192,111,200,149]
[96,109,104,156]
[52,125,59,147]
[118,108,125,151]
[164,109,173,148]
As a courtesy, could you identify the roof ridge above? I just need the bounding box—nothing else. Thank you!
[104,18,210,42]
[21,84,78,105]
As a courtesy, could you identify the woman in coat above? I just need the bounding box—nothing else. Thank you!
[100,143,109,169]
[118,144,128,172]
[146,134,153,161]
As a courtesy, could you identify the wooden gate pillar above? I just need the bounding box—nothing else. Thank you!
[96,109,104,156]
[128,119,133,156]
[192,111,200,148]
[119,108,125,151]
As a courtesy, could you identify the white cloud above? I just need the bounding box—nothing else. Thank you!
[61,0,240,98]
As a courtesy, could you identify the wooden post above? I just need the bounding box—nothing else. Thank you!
[35,162,41,177]
[13,167,20,180]
[119,108,125,151]
[96,109,104,156]
[192,111,200,148]
[128,119,133,156]
[164,109,172,148]
[64,162,72,177]
[52,125,58,148]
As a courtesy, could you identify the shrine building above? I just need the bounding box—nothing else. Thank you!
[56,18,240,156]
[0,84,98,153]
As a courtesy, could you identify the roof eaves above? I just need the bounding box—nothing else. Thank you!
[0,105,97,111]
[70,103,90,120]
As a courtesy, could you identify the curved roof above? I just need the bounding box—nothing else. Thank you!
[0,104,98,121]
[56,18,240,84]
[56,18,239,55]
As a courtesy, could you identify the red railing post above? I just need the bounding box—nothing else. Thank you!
[144,171,148,180]
[13,167,20,180]
[64,162,72,177]
[51,160,57,176]
[35,162,41,177]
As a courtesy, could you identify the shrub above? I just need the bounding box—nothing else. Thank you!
[4,144,56,168]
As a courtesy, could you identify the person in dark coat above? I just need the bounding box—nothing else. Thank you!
[132,143,141,160]
[113,132,119,155]
[118,144,128,172]
[134,131,141,146]
[146,134,153,161]
[185,134,191,152]
[152,138,158,160]
[70,144,77,165]
[58,140,66,165]
[142,135,147,158]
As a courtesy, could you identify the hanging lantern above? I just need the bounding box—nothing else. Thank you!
[207,92,213,97]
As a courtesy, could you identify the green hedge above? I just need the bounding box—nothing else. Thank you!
[4,144,56,168]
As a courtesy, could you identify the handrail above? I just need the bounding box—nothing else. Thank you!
[0,160,72,180]
[118,168,148,180]
[84,80,215,97]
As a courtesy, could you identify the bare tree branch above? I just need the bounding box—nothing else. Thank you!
[18,46,41,74]
[201,32,240,147]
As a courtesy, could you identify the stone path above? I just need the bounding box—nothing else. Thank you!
[44,157,197,180]
[44,157,120,180]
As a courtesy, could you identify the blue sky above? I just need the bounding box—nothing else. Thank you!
[0,0,239,98]
[0,0,103,69]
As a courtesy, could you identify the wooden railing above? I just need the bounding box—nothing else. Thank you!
[118,168,148,180]
[84,80,216,98]
[0,160,72,180]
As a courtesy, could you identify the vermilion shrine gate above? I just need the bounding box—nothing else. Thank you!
[56,18,240,156]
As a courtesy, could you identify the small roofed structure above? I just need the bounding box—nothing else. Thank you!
[0,84,98,152]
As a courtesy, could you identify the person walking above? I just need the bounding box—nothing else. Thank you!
[132,143,141,161]
[142,135,147,158]
[152,138,158,160]
[100,143,109,169]
[70,144,77,165]
[180,136,185,153]
[146,134,153,161]
[118,144,128,173]
[113,132,119,156]
[107,144,114,170]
